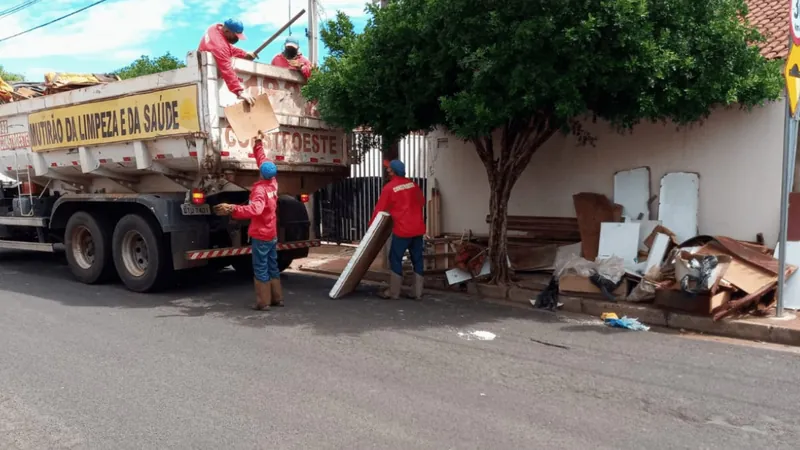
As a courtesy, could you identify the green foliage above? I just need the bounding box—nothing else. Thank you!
[305,0,782,143]
[0,65,24,82]
[114,53,186,80]
[320,11,358,58]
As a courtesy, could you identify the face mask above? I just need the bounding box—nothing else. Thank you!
[284,47,298,59]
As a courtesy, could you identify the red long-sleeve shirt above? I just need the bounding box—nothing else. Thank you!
[369,176,426,238]
[233,140,279,241]
[271,53,312,79]
[198,24,249,95]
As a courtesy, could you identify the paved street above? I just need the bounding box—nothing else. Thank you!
[1,250,800,449]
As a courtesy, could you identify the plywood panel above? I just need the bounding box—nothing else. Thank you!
[614,167,650,220]
[223,93,279,140]
[658,172,699,243]
[329,212,393,299]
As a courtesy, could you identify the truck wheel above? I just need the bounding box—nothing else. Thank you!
[112,214,172,293]
[64,211,115,284]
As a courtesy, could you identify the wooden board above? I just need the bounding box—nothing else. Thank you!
[658,172,699,243]
[223,93,279,140]
[329,212,393,299]
[614,167,650,220]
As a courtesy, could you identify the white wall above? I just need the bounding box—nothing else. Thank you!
[427,101,787,244]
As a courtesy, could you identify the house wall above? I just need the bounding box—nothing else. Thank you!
[426,101,787,244]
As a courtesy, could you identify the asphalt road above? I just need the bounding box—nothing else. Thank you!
[1,250,800,449]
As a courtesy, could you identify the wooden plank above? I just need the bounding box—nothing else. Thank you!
[329,212,393,299]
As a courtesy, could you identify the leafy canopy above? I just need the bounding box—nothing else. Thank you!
[0,65,24,82]
[304,0,782,143]
[114,53,186,80]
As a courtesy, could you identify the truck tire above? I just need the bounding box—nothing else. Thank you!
[64,211,115,284]
[112,214,172,293]
[276,194,311,272]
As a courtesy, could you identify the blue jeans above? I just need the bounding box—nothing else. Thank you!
[389,234,424,276]
[252,238,279,282]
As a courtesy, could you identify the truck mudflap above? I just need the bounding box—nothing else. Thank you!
[185,239,321,260]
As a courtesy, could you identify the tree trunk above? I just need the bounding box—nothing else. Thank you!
[487,173,513,284]
[472,116,558,285]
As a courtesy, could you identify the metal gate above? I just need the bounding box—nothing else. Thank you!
[314,131,428,243]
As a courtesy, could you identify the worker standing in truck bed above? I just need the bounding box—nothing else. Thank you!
[199,18,257,105]
[271,37,312,79]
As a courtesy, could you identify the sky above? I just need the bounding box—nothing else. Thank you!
[0,0,370,81]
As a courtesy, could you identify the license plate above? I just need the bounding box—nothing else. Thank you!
[181,203,211,216]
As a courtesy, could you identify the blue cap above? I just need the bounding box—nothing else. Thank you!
[223,19,246,40]
[389,159,405,177]
[285,36,300,48]
[260,161,277,179]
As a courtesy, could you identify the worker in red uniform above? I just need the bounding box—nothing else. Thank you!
[199,18,257,105]
[271,36,312,79]
[215,131,282,310]
[369,159,426,300]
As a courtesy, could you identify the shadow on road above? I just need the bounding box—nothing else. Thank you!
[0,250,570,336]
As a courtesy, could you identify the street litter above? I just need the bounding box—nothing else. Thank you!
[601,313,650,331]
[457,330,496,341]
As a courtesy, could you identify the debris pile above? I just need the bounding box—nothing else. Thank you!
[422,166,797,322]
[0,72,120,104]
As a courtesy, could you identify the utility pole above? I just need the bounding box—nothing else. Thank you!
[308,0,319,66]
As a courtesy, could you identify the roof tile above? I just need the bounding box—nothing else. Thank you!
[747,0,789,59]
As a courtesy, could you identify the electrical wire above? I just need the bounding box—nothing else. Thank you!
[0,0,110,44]
[0,0,42,19]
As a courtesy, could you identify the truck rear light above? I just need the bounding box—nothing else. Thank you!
[299,193,310,203]
[191,188,206,205]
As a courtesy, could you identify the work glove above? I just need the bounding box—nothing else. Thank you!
[244,52,257,61]
[288,59,303,68]
[238,91,256,106]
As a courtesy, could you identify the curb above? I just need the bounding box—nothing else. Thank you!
[298,266,800,347]
[500,286,800,346]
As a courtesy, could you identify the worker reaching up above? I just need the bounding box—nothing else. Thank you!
[215,131,282,310]
[369,160,426,301]
[271,37,312,79]
[199,18,258,105]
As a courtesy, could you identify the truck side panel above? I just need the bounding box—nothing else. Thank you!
[202,54,349,171]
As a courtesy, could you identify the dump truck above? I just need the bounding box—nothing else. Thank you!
[0,52,349,292]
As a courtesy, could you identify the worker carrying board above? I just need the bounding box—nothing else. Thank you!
[369,160,427,300]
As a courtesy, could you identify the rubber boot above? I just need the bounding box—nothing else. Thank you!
[270,279,284,307]
[252,279,272,311]
[378,272,403,299]
[412,273,424,300]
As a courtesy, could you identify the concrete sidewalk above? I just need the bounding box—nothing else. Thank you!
[296,248,800,347]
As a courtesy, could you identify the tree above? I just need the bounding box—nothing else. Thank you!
[304,0,783,284]
[114,53,185,79]
[0,65,24,82]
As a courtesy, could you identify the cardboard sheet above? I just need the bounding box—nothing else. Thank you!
[329,212,393,299]
[695,243,775,294]
[223,93,279,140]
